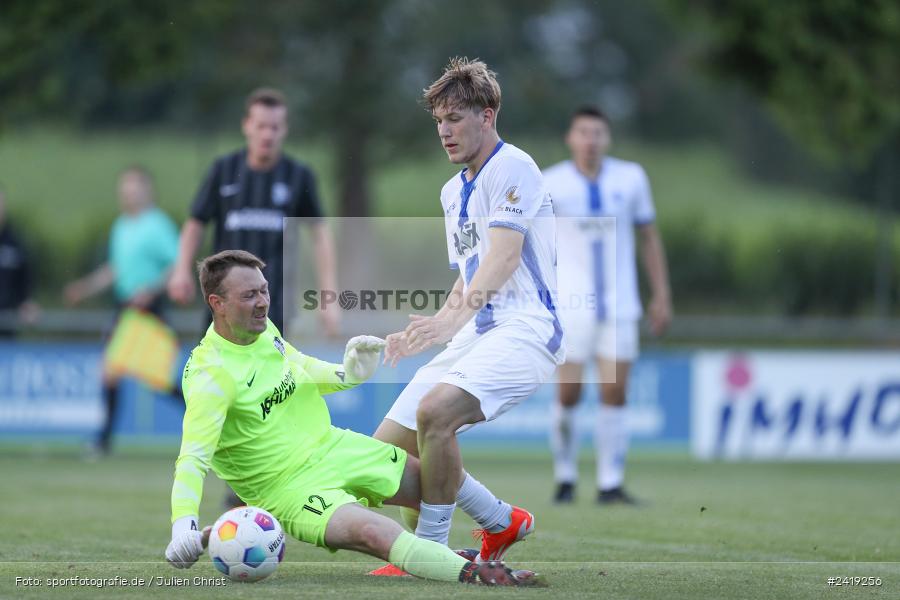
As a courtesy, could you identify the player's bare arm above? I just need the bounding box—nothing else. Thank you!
[405,227,524,354]
[168,218,205,304]
[383,275,464,366]
[637,222,672,336]
[63,263,114,306]
[310,221,340,336]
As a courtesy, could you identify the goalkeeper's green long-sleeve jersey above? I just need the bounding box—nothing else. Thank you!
[170,320,353,522]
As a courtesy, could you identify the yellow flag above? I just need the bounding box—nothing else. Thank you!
[104,308,178,391]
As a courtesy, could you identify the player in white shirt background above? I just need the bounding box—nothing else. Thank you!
[369,58,564,572]
[544,106,672,505]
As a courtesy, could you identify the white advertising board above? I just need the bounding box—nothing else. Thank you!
[692,351,900,460]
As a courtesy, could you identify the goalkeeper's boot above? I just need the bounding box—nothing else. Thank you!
[472,506,534,562]
[459,560,545,587]
[367,563,411,577]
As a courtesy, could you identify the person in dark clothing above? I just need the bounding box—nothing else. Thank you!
[167,87,339,337]
[0,187,39,337]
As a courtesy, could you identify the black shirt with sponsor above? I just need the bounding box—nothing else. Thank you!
[191,149,323,331]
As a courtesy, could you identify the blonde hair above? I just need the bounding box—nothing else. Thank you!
[423,57,501,115]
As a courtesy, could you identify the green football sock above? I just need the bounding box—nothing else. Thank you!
[388,530,468,582]
[399,507,420,531]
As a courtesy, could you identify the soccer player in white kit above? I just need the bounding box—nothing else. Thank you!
[544,106,671,504]
[371,58,564,569]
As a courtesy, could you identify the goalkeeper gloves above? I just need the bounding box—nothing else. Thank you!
[343,335,386,383]
[165,516,205,568]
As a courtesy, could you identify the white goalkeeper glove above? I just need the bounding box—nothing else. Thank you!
[165,516,205,569]
[343,335,386,383]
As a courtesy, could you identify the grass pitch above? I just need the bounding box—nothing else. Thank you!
[1,446,897,599]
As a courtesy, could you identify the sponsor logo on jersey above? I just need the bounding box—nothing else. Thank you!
[504,185,520,204]
[577,218,614,234]
[219,183,241,197]
[453,222,480,256]
[224,209,285,232]
[497,205,523,215]
[260,369,296,420]
[272,182,291,206]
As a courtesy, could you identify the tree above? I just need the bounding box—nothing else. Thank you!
[1,0,694,217]
[672,0,900,165]
[673,0,900,314]
[0,0,229,125]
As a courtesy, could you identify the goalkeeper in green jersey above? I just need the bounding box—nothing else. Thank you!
[164,249,541,586]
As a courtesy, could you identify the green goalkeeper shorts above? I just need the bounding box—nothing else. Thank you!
[264,426,408,549]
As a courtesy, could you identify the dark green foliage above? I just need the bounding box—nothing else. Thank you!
[671,0,900,166]
[0,0,230,125]
[664,219,892,315]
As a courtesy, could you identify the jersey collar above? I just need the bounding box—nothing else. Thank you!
[458,139,504,228]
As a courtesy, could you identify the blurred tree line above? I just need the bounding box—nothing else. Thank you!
[1,0,899,315]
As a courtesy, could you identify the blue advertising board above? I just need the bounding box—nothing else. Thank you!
[0,342,691,447]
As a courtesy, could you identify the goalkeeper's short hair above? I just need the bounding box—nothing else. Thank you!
[198,250,266,309]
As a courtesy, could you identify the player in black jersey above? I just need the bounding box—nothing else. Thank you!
[168,88,338,336]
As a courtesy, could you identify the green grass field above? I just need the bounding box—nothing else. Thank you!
[2,447,897,599]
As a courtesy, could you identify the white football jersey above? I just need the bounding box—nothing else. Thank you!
[544,157,656,321]
[441,141,563,360]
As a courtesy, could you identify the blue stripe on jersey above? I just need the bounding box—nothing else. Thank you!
[458,176,476,229]
[521,234,563,354]
[588,180,602,213]
[489,220,527,234]
[592,240,607,320]
[587,177,605,319]
[464,254,496,333]
[449,263,459,270]
[475,303,497,334]
[457,140,505,229]
[464,254,479,285]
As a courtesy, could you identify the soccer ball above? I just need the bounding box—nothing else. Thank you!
[208,506,285,582]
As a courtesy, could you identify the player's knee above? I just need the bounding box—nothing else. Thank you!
[559,383,581,407]
[415,401,439,434]
[601,383,627,406]
[415,396,452,435]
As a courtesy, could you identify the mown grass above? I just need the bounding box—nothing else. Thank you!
[1,447,897,599]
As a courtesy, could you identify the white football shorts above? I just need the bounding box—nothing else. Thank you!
[559,310,639,364]
[385,319,559,432]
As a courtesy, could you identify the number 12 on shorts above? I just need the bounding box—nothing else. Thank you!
[302,494,332,516]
